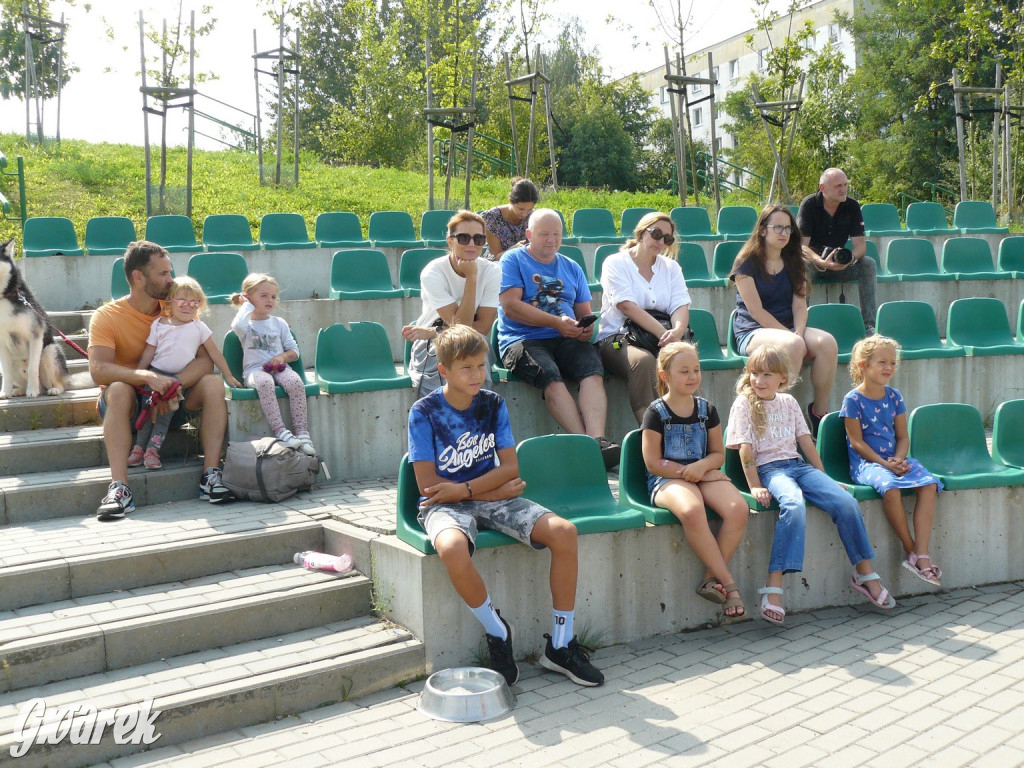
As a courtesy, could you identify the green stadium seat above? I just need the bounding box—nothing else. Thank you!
[678,242,725,287]
[488,321,516,382]
[905,202,953,235]
[111,257,130,300]
[368,211,424,248]
[992,399,1024,469]
[516,434,647,534]
[689,308,744,370]
[860,203,905,236]
[315,322,411,393]
[857,239,898,283]
[259,213,316,249]
[187,252,248,304]
[201,214,259,252]
[85,216,137,256]
[396,453,517,554]
[816,412,880,500]
[1019,299,1024,343]
[952,200,1008,234]
[807,303,866,364]
[940,237,1006,279]
[420,209,459,248]
[552,209,579,245]
[726,309,743,358]
[315,212,370,248]
[885,238,954,281]
[572,208,626,244]
[712,241,744,280]
[908,403,1024,489]
[221,330,320,401]
[559,245,597,292]
[593,243,622,283]
[786,205,799,219]
[145,215,199,253]
[23,216,84,256]
[946,297,1024,356]
[721,426,774,511]
[716,206,758,241]
[874,301,965,359]
[998,236,1024,278]
[620,207,657,237]
[670,206,722,241]
[398,248,447,297]
[329,249,404,299]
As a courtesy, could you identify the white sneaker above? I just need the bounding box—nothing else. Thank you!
[275,429,303,450]
[296,432,316,456]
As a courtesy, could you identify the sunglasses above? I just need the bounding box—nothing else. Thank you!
[172,298,201,308]
[768,225,794,235]
[450,232,488,246]
[646,227,675,246]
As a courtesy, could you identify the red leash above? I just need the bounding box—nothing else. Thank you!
[14,292,90,359]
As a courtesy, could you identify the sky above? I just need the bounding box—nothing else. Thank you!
[0,0,783,148]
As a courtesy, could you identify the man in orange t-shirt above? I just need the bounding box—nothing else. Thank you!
[88,241,230,520]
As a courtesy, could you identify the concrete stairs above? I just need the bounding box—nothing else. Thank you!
[0,380,426,766]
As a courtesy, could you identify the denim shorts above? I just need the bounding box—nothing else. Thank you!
[97,382,192,430]
[418,497,551,555]
[501,336,605,390]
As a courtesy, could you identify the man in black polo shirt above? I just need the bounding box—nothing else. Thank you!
[797,168,878,334]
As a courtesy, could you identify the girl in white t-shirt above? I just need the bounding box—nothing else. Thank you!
[130,277,241,470]
[726,344,894,625]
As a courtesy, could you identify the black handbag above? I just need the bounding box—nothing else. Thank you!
[623,309,693,355]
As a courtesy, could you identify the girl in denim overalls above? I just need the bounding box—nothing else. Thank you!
[641,342,749,618]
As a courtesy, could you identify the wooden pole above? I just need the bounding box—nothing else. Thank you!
[707,52,721,211]
[426,40,435,210]
[253,29,264,186]
[953,69,969,200]
[294,26,300,186]
[186,11,194,217]
[542,52,557,188]
[664,46,685,206]
[526,45,539,181]
[505,55,521,176]
[992,64,1002,208]
[140,11,152,217]
[464,61,478,209]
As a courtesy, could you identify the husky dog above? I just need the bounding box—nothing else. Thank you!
[0,238,70,398]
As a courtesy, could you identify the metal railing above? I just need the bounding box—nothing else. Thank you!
[436,132,515,177]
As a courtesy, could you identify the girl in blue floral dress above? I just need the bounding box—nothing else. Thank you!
[841,335,943,586]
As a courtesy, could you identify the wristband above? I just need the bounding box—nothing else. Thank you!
[465,481,474,499]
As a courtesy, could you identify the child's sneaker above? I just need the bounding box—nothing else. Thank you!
[538,634,604,687]
[274,428,303,451]
[199,467,232,503]
[127,445,145,467]
[485,613,518,686]
[296,431,316,456]
[806,402,825,439]
[143,447,163,470]
[97,481,135,520]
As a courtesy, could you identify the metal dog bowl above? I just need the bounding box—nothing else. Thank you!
[417,667,516,723]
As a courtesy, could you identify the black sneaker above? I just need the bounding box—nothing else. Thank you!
[97,481,135,520]
[806,402,824,440]
[199,467,233,503]
[596,437,621,470]
[539,634,604,686]
[485,613,518,686]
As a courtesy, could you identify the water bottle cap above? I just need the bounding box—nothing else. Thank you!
[293,552,304,564]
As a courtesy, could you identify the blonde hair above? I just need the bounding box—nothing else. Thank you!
[447,210,486,235]
[435,324,489,369]
[231,273,280,306]
[656,341,699,397]
[849,334,902,385]
[735,344,793,437]
[624,211,678,261]
[163,276,207,317]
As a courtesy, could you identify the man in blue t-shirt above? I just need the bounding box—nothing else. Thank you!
[496,208,620,469]
[408,324,604,688]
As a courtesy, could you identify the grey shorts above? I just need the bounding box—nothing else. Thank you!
[417,497,552,555]
[501,336,604,390]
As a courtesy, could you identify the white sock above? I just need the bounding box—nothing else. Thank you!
[470,596,506,639]
[552,609,574,649]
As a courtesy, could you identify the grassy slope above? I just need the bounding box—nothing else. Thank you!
[1,134,693,243]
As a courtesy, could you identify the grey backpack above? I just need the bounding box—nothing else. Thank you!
[222,437,320,502]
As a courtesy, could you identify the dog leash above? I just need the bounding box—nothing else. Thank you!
[13,292,90,359]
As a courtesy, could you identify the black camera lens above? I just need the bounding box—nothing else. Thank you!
[832,248,853,265]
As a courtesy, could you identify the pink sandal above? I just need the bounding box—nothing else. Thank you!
[902,552,941,587]
[851,571,896,609]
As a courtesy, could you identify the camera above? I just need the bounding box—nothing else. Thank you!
[824,246,853,266]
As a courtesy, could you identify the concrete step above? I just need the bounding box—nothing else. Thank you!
[0,616,424,768]
[56,332,89,361]
[0,564,373,692]
[0,499,326,611]
[0,387,100,431]
[0,459,206,525]
[49,310,92,335]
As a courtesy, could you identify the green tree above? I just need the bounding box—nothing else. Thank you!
[0,0,77,105]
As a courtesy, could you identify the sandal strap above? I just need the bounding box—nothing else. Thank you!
[874,587,892,607]
[722,582,739,593]
[853,571,881,585]
[758,586,784,595]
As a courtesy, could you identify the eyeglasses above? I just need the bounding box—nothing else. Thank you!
[450,232,488,246]
[645,227,675,246]
[768,225,794,235]
[172,298,201,308]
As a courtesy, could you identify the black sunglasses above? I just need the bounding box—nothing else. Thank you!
[646,227,675,246]
[450,232,488,246]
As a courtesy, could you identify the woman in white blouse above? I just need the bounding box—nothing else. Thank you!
[595,211,691,424]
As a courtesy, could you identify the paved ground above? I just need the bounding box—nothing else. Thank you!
[98,579,1024,768]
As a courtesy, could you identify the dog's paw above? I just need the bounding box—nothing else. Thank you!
[25,387,40,398]
[46,386,65,396]
[0,390,7,400]
[10,385,25,397]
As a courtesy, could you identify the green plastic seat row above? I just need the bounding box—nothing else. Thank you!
[396,434,647,555]
[329,248,446,299]
[23,216,84,256]
[946,297,1024,356]
[571,208,627,244]
[860,203,905,237]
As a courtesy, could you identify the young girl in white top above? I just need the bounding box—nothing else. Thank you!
[230,273,315,455]
[130,277,241,470]
[727,344,895,625]
[641,342,749,618]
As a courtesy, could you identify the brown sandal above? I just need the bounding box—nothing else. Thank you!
[722,582,745,619]
[696,577,727,605]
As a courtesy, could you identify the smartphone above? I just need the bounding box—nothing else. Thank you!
[575,313,598,328]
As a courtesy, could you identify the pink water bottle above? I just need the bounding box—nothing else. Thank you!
[294,551,353,573]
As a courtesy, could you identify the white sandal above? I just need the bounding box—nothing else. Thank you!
[758,586,786,625]
[902,552,941,587]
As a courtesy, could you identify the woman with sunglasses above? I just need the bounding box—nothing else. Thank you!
[730,204,838,437]
[481,178,540,260]
[403,210,501,397]
[595,211,692,425]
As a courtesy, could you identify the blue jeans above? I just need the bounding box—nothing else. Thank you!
[758,458,875,574]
